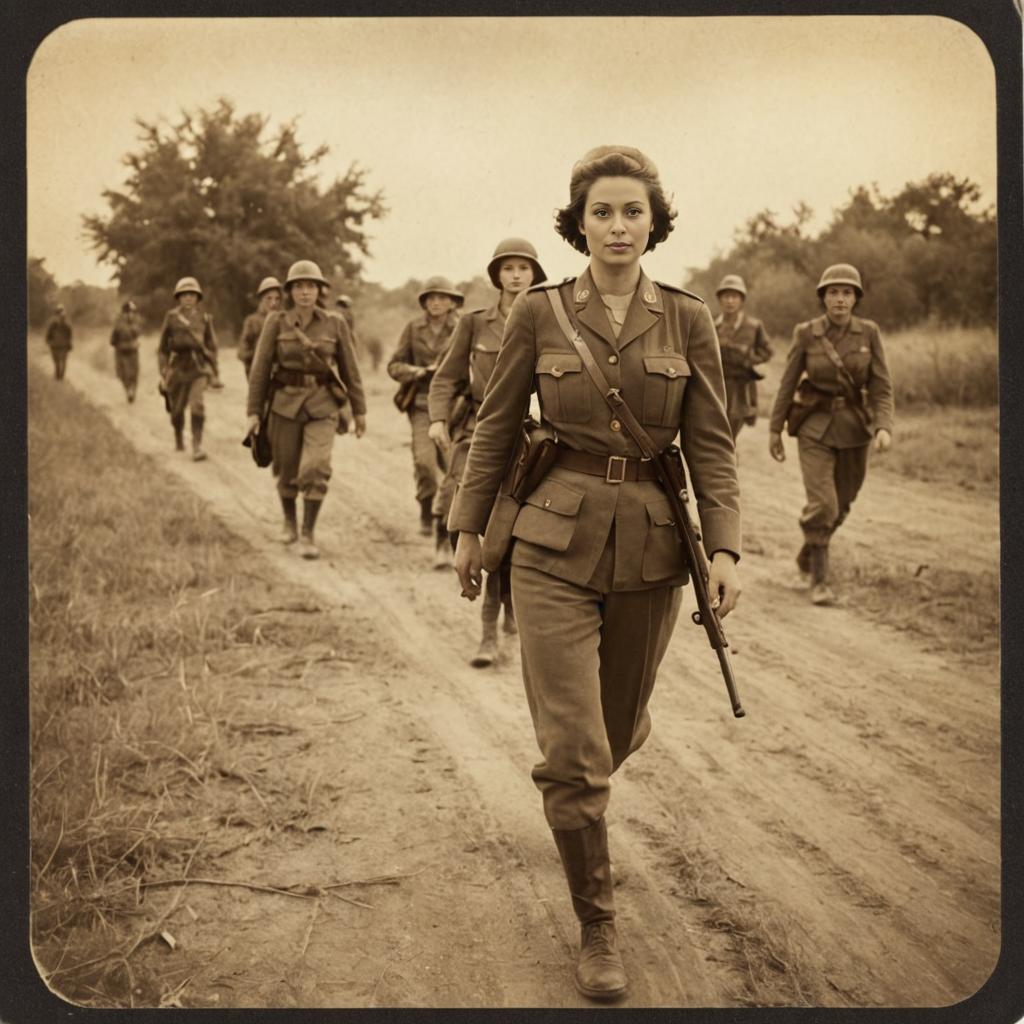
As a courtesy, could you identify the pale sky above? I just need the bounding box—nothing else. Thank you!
[27,15,996,291]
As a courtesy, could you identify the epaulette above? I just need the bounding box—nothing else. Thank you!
[656,281,705,303]
[528,277,574,292]
[467,306,489,316]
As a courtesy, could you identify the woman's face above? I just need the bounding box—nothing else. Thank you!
[291,281,320,308]
[498,258,535,296]
[179,292,199,309]
[424,293,456,318]
[823,285,858,324]
[261,289,282,312]
[579,176,652,270]
[718,290,744,316]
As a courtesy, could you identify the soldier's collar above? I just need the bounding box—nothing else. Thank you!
[571,268,663,312]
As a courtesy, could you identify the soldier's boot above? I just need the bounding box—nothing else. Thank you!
[501,597,518,637]
[299,499,322,560]
[470,573,502,667]
[418,497,434,537]
[279,496,298,545]
[127,385,136,403]
[809,545,837,606]
[796,543,812,587]
[433,517,452,570]
[190,413,207,461]
[552,820,628,1002]
[172,414,185,452]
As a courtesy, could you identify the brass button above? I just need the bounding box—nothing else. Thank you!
[610,419,621,432]
[643,290,656,302]
[608,354,618,365]
[543,499,551,508]
[667,367,677,377]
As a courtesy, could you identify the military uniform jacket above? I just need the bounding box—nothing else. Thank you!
[238,310,269,364]
[157,306,219,384]
[110,313,140,350]
[246,305,366,421]
[713,311,772,379]
[769,314,895,448]
[448,267,742,591]
[387,311,460,412]
[428,303,506,438]
[45,317,72,351]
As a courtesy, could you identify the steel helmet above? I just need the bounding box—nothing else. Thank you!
[335,294,353,308]
[173,276,203,299]
[417,275,465,308]
[486,238,547,290]
[816,263,863,298]
[715,274,747,299]
[285,260,329,287]
[256,276,283,296]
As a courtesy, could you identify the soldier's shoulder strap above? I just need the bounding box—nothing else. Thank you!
[655,280,705,303]
[528,276,574,293]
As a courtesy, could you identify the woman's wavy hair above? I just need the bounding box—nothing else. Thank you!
[554,145,677,255]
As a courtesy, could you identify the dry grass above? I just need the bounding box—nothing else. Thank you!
[882,324,997,408]
[28,363,352,1007]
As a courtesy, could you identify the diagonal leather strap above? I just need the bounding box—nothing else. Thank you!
[817,332,865,411]
[545,288,660,461]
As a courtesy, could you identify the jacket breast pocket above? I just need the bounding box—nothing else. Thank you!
[511,477,584,552]
[276,333,304,364]
[641,355,690,428]
[535,352,590,423]
[641,498,687,582]
[471,343,500,399]
[844,345,872,385]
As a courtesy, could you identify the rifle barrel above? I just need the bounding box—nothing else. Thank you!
[717,647,745,718]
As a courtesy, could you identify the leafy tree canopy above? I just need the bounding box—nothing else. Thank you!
[83,99,387,336]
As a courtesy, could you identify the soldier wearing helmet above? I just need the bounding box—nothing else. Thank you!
[238,277,283,380]
[44,304,73,381]
[428,238,546,662]
[768,263,895,605]
[387,275,464,539]
[334,293,357,336]
[157,277,221,459]
[246,260,366,560]
[713,274,773,439]
[110,299,142,401]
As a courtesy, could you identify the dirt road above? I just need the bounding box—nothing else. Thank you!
[34,332,1000,1009]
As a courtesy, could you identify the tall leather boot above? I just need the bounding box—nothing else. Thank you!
[172,413,185,452]
[433,517,452,570]
[190,413,207,461]
[279,496,298,544]
[470,575,501,667]
[418,497,434,537]
[796,543,812,587]
[299,498,322,560]
[551,819,628,1001]
[809,545,837,605]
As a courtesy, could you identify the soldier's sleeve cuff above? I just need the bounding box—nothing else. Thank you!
[447,484,493,535]
[699,508,742,563]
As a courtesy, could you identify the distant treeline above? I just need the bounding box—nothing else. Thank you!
[684,174,996,336]
[28,257,120,329]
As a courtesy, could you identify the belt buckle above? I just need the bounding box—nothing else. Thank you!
[605,455,627,484]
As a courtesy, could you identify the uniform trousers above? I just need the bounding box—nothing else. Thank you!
[114,349,139,390]
[168,375,206,419]
[511,538,682,830]
[50,350,70,380]
[723,376,757,437]
[268,409,336,500]
[408,407,444,504]
[797,436,870,545]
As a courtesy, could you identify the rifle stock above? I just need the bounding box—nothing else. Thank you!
[654,445,745,718]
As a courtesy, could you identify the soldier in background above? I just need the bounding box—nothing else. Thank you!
[110,300,142,401]
[157,276,221,460]
[238,277,283,379]
[44,304,72,381]
[334,294,356,338]
[768,263,894,605]
[429,238,546,661]
[387,276,463,539]
[713,274,773,438]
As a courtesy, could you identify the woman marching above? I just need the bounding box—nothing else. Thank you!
[110,300,141,402]
[157,277,221,460]
[428,238,546,663]
[238,277,283,380]
[450,146,741,1000]
[246,260,366,560]
[768,263,894,605]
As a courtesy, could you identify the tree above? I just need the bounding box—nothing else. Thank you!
[28,257,58,328]
[83,99,387,335]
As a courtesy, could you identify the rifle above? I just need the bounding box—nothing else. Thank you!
[652,445,744,717]
[545,288,745,718]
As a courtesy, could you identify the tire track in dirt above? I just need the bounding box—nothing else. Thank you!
[33,330,1000,1008]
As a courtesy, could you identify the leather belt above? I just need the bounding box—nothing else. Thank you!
[275,369,330,387]
[554,445,658,484]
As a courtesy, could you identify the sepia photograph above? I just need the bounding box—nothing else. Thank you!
[19,8,1016,1014]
